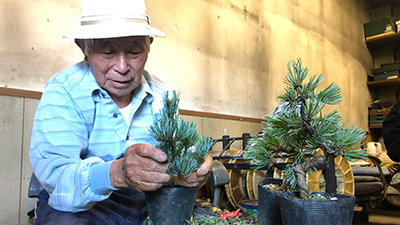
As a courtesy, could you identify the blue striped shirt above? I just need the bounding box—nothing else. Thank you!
[29,61,170,212]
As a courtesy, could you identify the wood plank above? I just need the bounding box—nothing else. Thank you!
[179,109,266,123]
[369,124,383,129]
[367,78,400,90]
[0,87,42,99]
[365,33,400,50]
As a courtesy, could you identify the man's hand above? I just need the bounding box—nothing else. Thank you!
[173,155,213,188]
[110,144,170,192]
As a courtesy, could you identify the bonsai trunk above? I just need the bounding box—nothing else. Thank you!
[293,155,326,200]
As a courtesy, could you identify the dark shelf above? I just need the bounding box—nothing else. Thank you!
[367,78,400,90]
[363,0,400,134]
[369,124,383,129]
[365,33,400,50]
[363,0,400,9]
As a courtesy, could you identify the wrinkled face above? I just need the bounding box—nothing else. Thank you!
[86,36,150,107]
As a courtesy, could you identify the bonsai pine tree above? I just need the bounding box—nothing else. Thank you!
[149,90,213,181]
[244,59,367,200]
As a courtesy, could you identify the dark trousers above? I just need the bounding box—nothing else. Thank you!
[34,188,147,225]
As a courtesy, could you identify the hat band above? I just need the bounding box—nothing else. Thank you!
[81,18,149,27]
[81,14,151,26]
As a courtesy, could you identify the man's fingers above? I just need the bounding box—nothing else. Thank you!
[144,157,168,173]
[117,144,170,191]
[128,144,167,163]
[124,169,170,191]
[196,155,213,177]
[170,155,213,187]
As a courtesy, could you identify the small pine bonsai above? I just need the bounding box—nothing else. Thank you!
[244,59,367,200]
[149,90,213,181]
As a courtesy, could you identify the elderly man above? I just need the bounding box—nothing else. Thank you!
[29,0,212,224]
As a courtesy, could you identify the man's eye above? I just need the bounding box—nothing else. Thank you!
[130,51,140,55]
[103,51,113,55]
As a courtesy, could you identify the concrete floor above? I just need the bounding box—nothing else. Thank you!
[20,212,400,225]
[360,208,400,225]
[366,215,400,225]
[20,204,400,225]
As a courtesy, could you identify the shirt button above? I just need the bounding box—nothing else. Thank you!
[113,113,118,118]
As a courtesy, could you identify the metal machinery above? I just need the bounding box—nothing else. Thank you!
[206,133,398,224]
[205,133,339,210]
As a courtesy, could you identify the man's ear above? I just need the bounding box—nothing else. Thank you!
[150,37,154,45]
[75,39,88,62]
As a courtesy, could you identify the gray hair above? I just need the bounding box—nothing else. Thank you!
[83,36,151,56]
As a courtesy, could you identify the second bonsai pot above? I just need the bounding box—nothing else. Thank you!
[257,177,283,225]
[278,191,355,225]
[145,186,198,225]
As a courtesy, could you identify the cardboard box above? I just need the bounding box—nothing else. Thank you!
[364,17,396,39]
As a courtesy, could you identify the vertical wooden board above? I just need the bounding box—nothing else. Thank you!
[203,117,222,151]
[202,117,243,150]
[0,95,23,224]
[20,98,40,223]
[233,121,263,150]
[245,122,263,136]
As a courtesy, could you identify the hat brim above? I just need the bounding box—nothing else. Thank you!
[63,26,165,39]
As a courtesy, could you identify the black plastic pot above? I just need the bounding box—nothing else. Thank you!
[257,178,283,225]
[145,186,198,225]
[278,192,355,225]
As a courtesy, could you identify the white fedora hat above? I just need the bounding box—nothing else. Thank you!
[64,0,165,39]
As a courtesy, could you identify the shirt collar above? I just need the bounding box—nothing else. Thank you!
[140,75,154,104]
[76,62,103,103]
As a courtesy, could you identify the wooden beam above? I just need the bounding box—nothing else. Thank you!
[179,109,266,123]
[0,87,42,99]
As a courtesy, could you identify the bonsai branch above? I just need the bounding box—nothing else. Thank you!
[320,140,339,156]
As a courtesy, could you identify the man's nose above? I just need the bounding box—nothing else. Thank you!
[114,54,129,74]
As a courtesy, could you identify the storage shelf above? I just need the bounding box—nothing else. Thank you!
[363,0,400,9]
[363,0,400,135]
[367,78,400,90]
[365,33,400,50]
[369,124,383,129]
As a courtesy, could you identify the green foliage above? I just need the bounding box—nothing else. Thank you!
[141,217,154,225]
[187,214,253,225]
[149,90,213,178]
[244,59,368,190]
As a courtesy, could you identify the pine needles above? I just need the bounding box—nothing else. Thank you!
[149,90,213,178]
[244,59,367,197]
